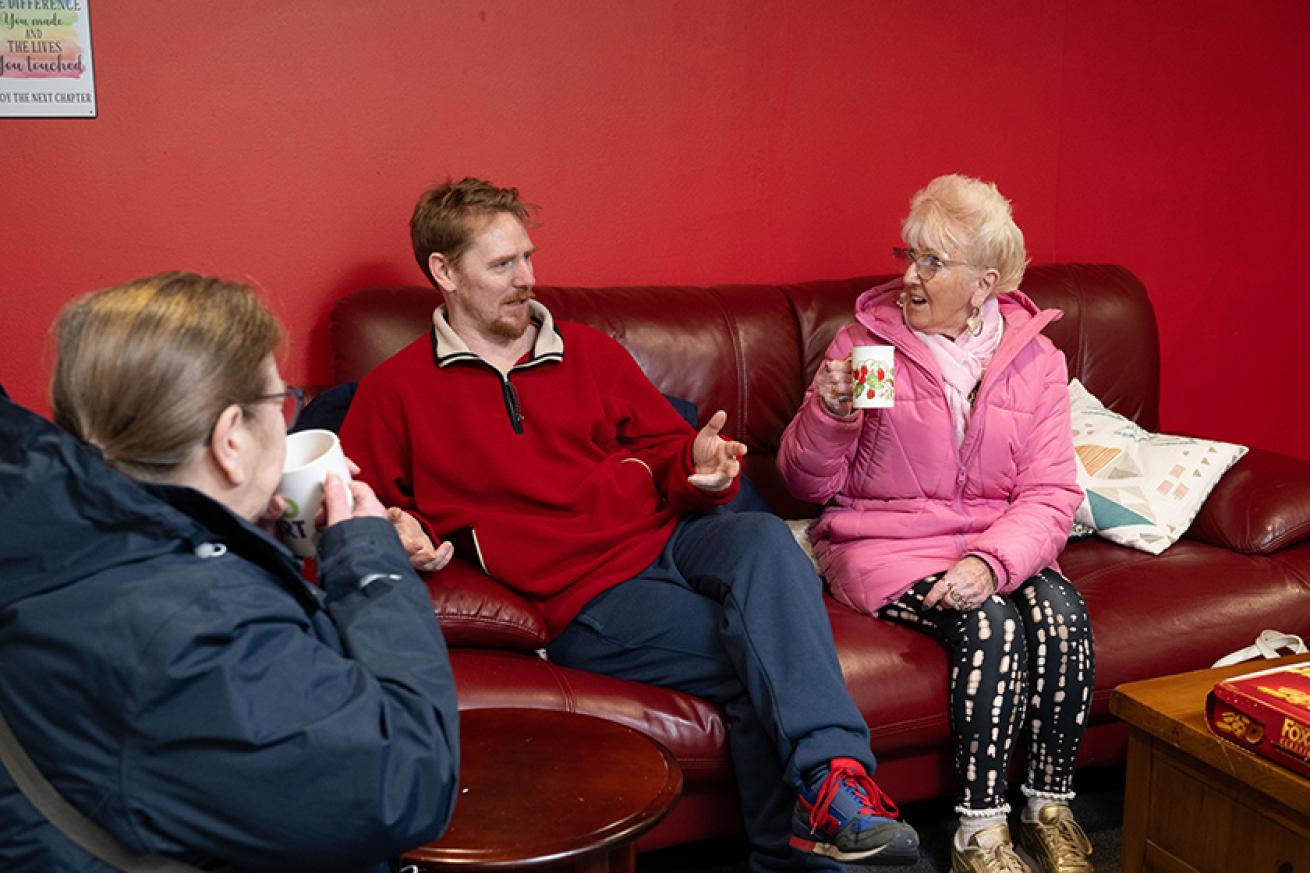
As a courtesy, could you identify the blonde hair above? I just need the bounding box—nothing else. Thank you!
[50,272,282,481]
[901,174,1028,292]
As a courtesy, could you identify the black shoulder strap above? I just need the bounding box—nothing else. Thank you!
[0,705,205,873]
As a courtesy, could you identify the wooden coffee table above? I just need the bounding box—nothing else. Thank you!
[1111,654,1310,873]
[402,708,683,872]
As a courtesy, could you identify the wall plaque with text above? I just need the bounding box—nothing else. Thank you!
[0,0,95,118]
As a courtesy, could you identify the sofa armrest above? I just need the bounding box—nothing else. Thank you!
[1185,447,1310,555]
[423,558,550,650]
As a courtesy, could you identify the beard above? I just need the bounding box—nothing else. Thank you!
[488,313,530,340]
[485,293,534,340]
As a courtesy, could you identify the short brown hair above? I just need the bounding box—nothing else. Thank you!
[410,177,534,286]
[50,272,282,482]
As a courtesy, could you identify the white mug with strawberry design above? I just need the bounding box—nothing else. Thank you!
[850,345,895,409]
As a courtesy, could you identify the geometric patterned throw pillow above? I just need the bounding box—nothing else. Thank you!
[1069,379,1248,554]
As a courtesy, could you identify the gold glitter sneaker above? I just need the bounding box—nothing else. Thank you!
[1016,804,1094,873]
[951,822,1033,873]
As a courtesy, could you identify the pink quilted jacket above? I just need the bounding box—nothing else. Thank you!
[777,279,1082,614]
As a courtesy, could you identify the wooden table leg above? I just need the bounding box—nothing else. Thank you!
[608,843,637,873]
[1121,728,1153,873]
[569,843,636,873]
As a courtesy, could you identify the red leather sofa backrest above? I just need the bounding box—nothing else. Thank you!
[332,263,1158,518]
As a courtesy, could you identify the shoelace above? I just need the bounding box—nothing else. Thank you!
[807,761,900,832]
[979,842,1029,873]
[1047,816,1093,862]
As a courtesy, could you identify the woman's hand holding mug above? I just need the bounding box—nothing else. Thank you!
[321,471,387,525]
[817,358,855,418]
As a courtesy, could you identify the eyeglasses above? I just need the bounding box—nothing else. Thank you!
[253,386,305,427]
[892,247,976,282]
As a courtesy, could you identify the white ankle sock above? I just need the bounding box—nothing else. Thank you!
[954,810,1007,849]
[1022,797,1069,823]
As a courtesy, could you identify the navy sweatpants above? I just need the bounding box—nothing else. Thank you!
[546,512,873,872]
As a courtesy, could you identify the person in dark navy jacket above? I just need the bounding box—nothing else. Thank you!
[0,272,459,872]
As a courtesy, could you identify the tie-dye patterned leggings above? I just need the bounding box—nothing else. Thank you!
[879,568,1095,815]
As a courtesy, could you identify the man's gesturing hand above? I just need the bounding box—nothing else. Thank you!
[687,409,748,493]
[386,507,454,573]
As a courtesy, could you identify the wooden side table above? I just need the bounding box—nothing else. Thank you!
[1110,654,1310,873]
[403,708,683,872]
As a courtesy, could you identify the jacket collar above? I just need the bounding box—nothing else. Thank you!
[0,396,316,614]
[429,300,564,369]
[850,279,1066,462]
[853,278,1063,376]
[144,481,319,613]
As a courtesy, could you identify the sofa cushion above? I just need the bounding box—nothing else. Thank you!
[426,558,550,649]
[826,600,953,756]
[1058,535,1310,718]
[1186,446,1310,554]
[1070,379,1247,554]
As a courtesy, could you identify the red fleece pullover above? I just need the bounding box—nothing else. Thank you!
[341,306,737,637]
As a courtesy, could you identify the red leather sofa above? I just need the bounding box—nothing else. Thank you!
[329,264,1310,849]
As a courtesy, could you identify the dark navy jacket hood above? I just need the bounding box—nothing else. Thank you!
[0,394,315,614]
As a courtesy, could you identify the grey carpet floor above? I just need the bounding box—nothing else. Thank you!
[637,765,1125,872]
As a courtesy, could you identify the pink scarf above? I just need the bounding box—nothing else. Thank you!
[912,297,1004,450]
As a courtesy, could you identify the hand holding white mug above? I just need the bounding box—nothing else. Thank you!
[322,472,387,525]
[816,358,855,418]
[277,429,354,556]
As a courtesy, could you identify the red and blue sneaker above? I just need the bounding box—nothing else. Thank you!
[789,757,919,865]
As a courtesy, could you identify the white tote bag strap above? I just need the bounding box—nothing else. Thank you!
[1211,629,1308,668]
[1258,629,1308,656]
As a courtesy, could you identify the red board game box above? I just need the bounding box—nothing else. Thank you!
[1206,661,1310,778]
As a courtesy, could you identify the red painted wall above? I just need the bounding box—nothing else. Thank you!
[4,1,1307,460]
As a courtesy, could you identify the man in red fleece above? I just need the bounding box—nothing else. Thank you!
[341,178,919,871]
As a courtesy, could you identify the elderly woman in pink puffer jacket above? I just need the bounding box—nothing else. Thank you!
[778,175,1096,873]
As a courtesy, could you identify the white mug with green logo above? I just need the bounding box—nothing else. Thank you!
[277,429,353,556]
